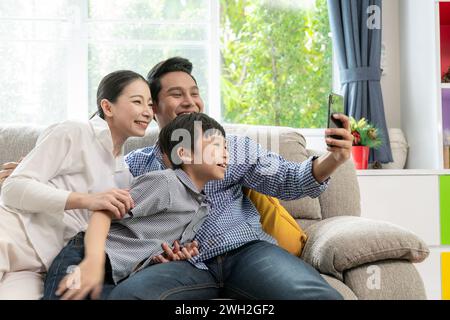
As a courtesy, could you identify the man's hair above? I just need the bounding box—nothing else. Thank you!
[147,57,197,105]
[158,113,226,169]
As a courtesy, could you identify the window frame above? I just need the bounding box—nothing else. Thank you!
[1,0,336,129]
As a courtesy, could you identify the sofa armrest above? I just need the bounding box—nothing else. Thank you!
[343,260,427,300]
[301,216,429,281]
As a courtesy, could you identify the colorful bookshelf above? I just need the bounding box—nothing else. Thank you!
[443,252,450,300]
[441,175,450,299]
[441,176,450,245]
[440,2,450,169]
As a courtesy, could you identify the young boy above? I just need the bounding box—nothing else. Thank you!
[43,113,228,300]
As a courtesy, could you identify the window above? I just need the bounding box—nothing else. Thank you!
[87,0,217,119]
[0,0,217,126]
[0,0,332,128]
[0,0,73,125]
[220,0,332,128]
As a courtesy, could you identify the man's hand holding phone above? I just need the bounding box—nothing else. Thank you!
[325,93,353,164]
[325,113,353,164]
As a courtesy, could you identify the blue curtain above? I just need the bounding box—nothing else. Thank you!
[328,0,393,163]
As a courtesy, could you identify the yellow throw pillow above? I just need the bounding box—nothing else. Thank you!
[243,188,308,256]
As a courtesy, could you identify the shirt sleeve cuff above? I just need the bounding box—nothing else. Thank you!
[301,156,330,197]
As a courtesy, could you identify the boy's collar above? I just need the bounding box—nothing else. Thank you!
[173,168,207,203]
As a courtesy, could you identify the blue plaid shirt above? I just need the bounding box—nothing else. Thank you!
[125,134,329,269]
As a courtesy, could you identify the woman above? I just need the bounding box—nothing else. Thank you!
[0,70,153,299]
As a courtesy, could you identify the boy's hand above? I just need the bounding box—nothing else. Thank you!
[152,240,200,263]
[56,257,105,300]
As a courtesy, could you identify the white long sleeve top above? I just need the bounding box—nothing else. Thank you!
[1,116,132,269]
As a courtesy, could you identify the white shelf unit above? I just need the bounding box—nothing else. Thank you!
[357,171,449,300]
[399,0,445,169]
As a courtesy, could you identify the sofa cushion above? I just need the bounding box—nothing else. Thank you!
[244,188,307,256]
[307,150,361,219]
[0,125,43,166]
[343,260,427,300]
[302,216,430,281]
[320,274,358,300]
[124,126,159,155]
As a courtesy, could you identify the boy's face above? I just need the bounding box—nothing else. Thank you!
[182,132,228,182]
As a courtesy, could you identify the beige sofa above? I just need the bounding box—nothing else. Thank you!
[0,123,429,300]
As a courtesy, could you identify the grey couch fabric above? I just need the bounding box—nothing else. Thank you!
[0,122,429,300]
[344,260,427,300]
[321,274,358,300]
[301,216,429,281]
[309,150,361,219]
[0,124,44,166]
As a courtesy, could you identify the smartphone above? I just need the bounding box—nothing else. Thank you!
[327,93,345,140]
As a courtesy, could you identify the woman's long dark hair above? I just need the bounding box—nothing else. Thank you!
[90,70,148,119]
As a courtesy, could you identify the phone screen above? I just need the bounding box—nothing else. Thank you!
[327,93,345,139]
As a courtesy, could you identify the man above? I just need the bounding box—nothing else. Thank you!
[107,57,352,300]
[1,57,353,299]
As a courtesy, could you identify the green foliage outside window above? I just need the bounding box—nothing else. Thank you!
[220,0,332,128]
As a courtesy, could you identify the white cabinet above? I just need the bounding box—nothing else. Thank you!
[357,170,450,300]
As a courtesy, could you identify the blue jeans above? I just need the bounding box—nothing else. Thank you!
[42,232,115,300]
[108,240,343,300]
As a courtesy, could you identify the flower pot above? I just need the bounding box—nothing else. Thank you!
[352,146,370,170]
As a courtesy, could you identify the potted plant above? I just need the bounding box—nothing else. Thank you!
[350,117,383,169]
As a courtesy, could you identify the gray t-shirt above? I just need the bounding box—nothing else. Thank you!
[105,168,209,283]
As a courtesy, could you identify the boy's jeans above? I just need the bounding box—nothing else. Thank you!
[108,240,343,300]
[42,232,115,300]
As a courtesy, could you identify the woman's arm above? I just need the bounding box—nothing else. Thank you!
[1,123,133,218]
[66,190,133,219]
[1,123,81,213]
[56,210,113,300]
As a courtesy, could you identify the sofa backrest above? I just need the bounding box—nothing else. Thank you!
[0,124,44,166]
[0,123,361,222]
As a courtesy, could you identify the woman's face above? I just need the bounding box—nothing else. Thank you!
[108,79,153,139]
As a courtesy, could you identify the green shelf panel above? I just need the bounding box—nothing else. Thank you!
[440,176,450,245]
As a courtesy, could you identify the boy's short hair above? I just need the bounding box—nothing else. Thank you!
[147,57,197,105]
[158,113,226,169]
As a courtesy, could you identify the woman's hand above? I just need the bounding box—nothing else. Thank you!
[67,189,134,219]
[56,257,105,300]
[152,240,200,263]
[0,158,23,186]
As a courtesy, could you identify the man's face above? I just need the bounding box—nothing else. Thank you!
[153,71,205,129]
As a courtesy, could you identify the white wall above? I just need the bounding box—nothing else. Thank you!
[398,0,441,169]
[381,0,402,129]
